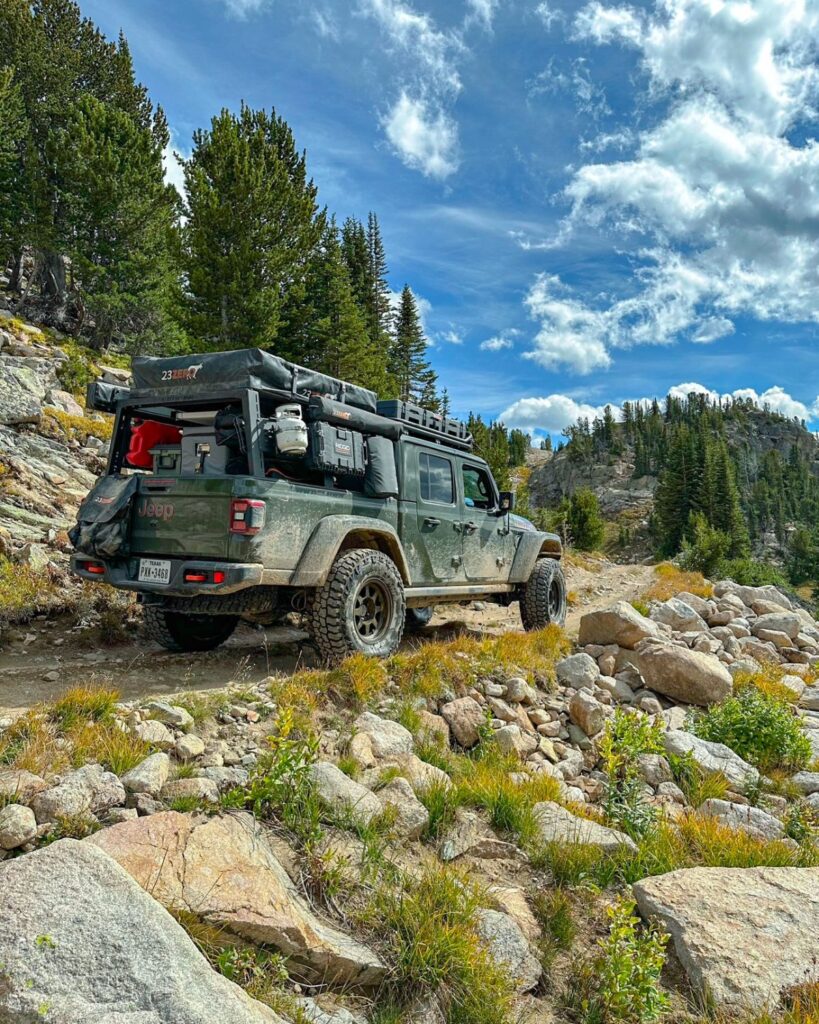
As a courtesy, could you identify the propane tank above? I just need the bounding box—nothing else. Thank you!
[272,404,308,455]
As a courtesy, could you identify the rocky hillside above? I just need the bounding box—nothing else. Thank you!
[528,404,819,537]
[0,311,120,557]
[1,572,819,1023]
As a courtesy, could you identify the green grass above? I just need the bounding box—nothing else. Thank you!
[361,863,516,1024]
[47,686,118,731]
[532,812,819,891]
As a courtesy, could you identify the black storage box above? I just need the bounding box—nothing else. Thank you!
[308,422,366,477]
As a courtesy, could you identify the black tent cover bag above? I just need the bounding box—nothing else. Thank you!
[69,474,139,559]
[365,435,399,499]
[131,349,377,413]
[307,395,403,441]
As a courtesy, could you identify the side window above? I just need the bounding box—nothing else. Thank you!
[463,465,495,510]
[419,452,454,504]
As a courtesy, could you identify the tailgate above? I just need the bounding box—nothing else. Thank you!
[129,477,234,559]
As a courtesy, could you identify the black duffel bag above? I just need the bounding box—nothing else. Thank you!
[69,475,139,559]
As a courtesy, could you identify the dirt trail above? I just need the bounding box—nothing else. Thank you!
[0,558,656,714]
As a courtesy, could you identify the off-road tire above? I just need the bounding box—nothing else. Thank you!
[405,606,434,632]
[158,587,277,617]
[143,603,239,652]
[520,558,567,631]
[310,548,406,663]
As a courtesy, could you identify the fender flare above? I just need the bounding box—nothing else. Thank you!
[509,531,563,583]
[290,516,411,586]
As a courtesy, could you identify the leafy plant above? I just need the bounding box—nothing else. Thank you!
[693,685,812,773]
[599,710,664,839]
[575,897,669,1024]
[223,707,320,846]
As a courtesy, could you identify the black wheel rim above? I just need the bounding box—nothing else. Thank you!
[353,578,392,643]
[548,581,562,619]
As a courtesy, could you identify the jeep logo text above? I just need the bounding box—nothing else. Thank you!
[137,500,175,521]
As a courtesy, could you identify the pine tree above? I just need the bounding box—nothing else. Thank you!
[389,285,437,404]
[55,94,183,350]
[280,220,392,393]
[0,0,163,304]
[366,212,392,344]
[0,68,27,267]
[183,104,324,350]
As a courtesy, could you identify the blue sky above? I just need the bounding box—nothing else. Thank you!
[81,0,819,436]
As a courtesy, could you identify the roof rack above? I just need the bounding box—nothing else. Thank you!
[377,400,473,451]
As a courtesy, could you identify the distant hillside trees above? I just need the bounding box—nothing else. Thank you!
[556,390,819,583]
[551,489,606,552]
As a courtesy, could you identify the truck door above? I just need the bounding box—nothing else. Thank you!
[415,449,462,581]
[460,462,515,580]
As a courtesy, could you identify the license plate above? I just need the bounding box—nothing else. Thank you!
[138,558,171,585]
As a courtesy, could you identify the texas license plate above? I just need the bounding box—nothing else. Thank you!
[138,558,171,585]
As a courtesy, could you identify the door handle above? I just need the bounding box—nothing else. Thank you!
[463,521,478,534]
[423,516,441,527]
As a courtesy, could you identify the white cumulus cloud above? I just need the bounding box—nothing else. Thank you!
[534,0,819,370]
[500,394,618,433]
[383,92,459,179]
[480,331,515,351]
[523,274,612,374]
[361,0,464,178]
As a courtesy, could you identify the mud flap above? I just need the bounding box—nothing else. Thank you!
[69,475,139,558]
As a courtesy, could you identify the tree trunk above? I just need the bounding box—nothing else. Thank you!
[7,251,23,293]
[34,250,67,305]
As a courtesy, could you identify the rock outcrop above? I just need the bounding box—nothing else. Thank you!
[88,811,387,988]
[0,838,284,1023]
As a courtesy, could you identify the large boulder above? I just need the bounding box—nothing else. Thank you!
[635,640,732,706]
[662,731,759,789]
[752,612,802,640]
[88,811,386,988]
[698,799,785,840]
[31,764,126,824]
[650,598,709,633]
[121,752,171,796]
[531,802,637,853]
[714,582,791,611]
[578,602,661,650]
[0,838,283,1023]
[0,362,42,425]
[633,867,819,1011]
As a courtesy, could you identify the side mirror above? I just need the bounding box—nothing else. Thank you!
[498,491,515,514]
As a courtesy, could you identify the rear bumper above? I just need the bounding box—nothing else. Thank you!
[70,553,264,597]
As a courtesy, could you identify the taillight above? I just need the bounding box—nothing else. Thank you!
[184,569,227,584]
[230,499,265,535]
[82,561,105,575]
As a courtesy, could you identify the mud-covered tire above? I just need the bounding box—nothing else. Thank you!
[143,603,239,652]
[310,548,405,663]
[520,558,567,631]
[405,606,434,633]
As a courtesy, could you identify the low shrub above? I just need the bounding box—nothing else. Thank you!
[716,558,789,589]
[693,685,812,774]
[223,707,321,847]
[564,896,669,1024]
[599,710,664,839]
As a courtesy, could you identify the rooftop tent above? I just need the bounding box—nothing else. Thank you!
[129,348,378,413]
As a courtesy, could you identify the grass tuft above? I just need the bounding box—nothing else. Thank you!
[644,562,713,602]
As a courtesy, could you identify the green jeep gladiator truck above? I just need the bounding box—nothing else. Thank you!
[69,349,566,663]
